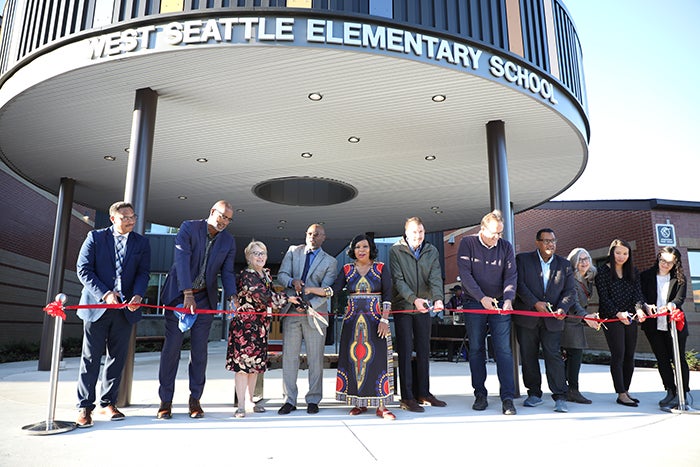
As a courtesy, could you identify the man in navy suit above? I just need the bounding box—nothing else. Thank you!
[157,200,237,419]
[75,201,151,428]
[513,228,576,413]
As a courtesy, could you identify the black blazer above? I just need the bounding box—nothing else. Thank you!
[639,267,688,335]
[513,251,576,332]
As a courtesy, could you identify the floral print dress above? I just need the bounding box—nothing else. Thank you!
[226,268,288,373]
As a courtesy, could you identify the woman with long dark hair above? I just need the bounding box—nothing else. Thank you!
[640,246,690,408]
[594,239,647,407]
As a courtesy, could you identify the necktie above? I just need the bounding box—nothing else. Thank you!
[301,250,313,282]
[114,235,125,293]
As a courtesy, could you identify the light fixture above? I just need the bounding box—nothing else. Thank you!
[430,206,440,210]
[301,152,313,158]
[279,220,287,224]
[432,94,446,102]
[348,136,360,143]
[308,92,323,101]
[434,210,443,214]
[178,195,187,200]
[318,221,325,225]
[283,237,289,242]
[425,155,436,161]
[196,157,208,163]
[103,155,116,161]
[277,225,285,230]
[236,208,245,213]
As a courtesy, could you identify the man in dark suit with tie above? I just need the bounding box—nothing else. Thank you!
[157,200,238,419]
[513,228,576,413]
[75,201,151,428]
[276,224,337,415]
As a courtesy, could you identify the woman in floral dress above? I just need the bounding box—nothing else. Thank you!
[226,241,299,417]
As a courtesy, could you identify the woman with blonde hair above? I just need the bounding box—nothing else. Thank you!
[563,248,601,404]
[226,241,300,417]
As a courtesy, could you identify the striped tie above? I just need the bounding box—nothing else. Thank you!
[114,235,125,292]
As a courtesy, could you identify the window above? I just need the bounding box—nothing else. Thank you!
[687,251,700,312]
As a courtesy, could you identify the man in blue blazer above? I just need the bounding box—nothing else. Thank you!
[75,201,151,428]
[157,200,237,419]
[513,228,576,413]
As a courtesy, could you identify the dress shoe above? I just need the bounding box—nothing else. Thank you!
[399,399,425,413]
[188,396,204,418]
[523,395,544,407]
[625,393,640,403]
[472,395,488,411]
[234,408,245,418]
[349,406,368,416]
[376,406,396,420]
[100,404,125,421]
[157,401,172,419]
[554,400,568,413]
[567,389,592,404]
[658,389,675,407]
[278,402,297,415]
[616,398,638,407]
[307,403,320,414]
[76,408,93,428]
[417,395,447,407]
[253,405,266,413]
[502,399,517,415]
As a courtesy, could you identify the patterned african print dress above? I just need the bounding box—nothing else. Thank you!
[226,268,288,373]
[334,262,394,407]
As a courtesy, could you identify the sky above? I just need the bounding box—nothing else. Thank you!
[554,0,700,202]
[0,0,696,202]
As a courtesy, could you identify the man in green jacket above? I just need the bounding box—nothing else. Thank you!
[390,217,447,412]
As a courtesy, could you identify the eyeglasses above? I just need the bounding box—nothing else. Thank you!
[116,214,137,222]
[537,238,557,245]
[214,209,233,222]
[306,231,323,238]
[250,251,267,257]
[659,258,675,266]
[579,257,590,263]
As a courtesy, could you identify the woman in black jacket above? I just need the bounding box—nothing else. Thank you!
[640,246,690,409]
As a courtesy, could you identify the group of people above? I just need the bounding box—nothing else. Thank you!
[72,200,691,428]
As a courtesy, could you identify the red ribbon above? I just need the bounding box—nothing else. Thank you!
[43,300,67,320]
[670,309,686,331]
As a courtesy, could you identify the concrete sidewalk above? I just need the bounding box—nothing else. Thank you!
[1,340,698,466]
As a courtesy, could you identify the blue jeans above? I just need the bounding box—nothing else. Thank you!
[464,300,515,401]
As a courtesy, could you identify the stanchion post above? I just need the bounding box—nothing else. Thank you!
[22,294,77,435]
[668,304,698,414]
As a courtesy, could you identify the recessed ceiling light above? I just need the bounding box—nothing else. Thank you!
[431,206,440,210]
[432,94,446,102]
[283,237,289,242]
[308,92,323,101]
[279,220,287,224]
[277,225,285,230]
[301,152,313,158]
[103,155,116,161]
[196,157,208,163]
[236,208,245,213]
[434,210,443,214]
[348,136,360,143]
[178,195,187,200]
[318,221,325,225]
[425,155,436,161]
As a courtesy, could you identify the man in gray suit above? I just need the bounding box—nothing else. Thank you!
[276,224,338,415]
[513,228,576,413]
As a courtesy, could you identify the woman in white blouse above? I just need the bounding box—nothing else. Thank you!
[639,246,690,409]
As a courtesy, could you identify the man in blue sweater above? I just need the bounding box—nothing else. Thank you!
[457,210,518,415]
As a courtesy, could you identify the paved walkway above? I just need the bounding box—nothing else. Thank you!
[1,340,698,466]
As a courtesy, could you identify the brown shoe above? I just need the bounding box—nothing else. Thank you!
[189,396,204,418]
[417,395,447,407]
[399,399,425,413]
[76,408,93,428]
[157,401,172,420]
[100,404,125,420]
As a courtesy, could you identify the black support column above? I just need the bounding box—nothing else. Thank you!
[38,177,75,371]
[486,120,520,398]
[118,88,158,406]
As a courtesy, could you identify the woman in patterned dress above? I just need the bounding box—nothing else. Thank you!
[308,234,396,419]
[226,241,299,417]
